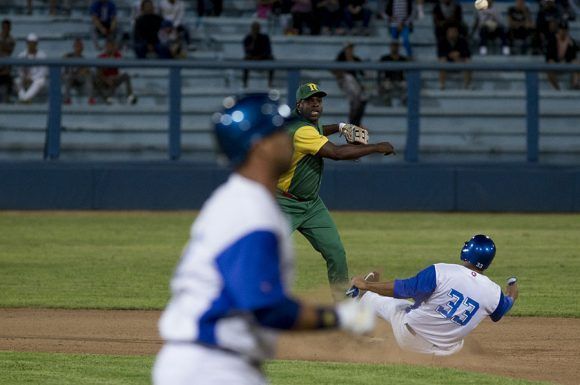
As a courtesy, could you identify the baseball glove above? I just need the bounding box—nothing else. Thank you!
[339,123,369,145]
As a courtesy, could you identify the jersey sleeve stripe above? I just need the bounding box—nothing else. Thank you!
[393,265,437,305]
[489,292,514,322]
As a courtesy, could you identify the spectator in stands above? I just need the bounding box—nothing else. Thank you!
[334,42,368,125]
[0,19,15,103]
[291,0,313,35]
[134,0,164,58]
[62,38,96,105]
[275,0,294,34]
[132,0,158,25]
[344,0,372,35]
[433,0,466,50]
[386,0,414,57]
[317,0,345,35]
[507,0,535,54]
[546,22,580,89]
[378,41,407,106]
[159,0,191,46]
[16,33,47,103]
[242,22,275,88]
[438,24,472,90]
[257,0,280,19]
[90,0,118,50]
[197,0,223,16]
[537,0,563,51]
[157,20,186,59]
[473,0,510,55]
[94,39,138,104]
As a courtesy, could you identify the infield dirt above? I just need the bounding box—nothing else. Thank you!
[0,309,578,385]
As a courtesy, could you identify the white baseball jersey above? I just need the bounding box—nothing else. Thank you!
[158,173,294,363]
[399,263,511,350]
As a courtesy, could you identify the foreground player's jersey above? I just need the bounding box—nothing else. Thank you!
[158,174,294,362]
[401,263,506,350]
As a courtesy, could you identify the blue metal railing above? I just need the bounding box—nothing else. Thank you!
[1,58,579,162]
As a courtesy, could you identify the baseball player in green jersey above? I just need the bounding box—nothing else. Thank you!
[277,82,395,298]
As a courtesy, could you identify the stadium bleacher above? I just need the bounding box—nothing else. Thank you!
[0,0,578,162]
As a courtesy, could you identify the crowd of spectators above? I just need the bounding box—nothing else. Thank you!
[255,0,375,36]
[433,0,579,89]
[1,0,578,106]
[0,0,196,104]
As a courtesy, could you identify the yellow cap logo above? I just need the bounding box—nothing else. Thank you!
[306,83,319,92]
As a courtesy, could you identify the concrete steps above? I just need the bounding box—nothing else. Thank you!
[1,3,579,162]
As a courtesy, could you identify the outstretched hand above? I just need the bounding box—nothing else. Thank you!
[377,142,396,155]
[350,276,369,290]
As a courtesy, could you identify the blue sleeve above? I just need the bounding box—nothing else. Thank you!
[253,297,300,329]
[89,1,98,16]
[393,265,437,304]
[490,292,514,322]
[216,230,287,311]
[109,2,117,17]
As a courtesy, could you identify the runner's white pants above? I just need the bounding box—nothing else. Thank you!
[360,292,463,356]
[153,344,267,385]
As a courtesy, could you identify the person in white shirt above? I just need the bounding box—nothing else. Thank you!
[16,33,47,103]
[152,93,375,385]
[349,234,519,356]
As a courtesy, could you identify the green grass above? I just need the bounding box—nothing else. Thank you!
[0,352,152,385]
[1,212,579,316]
[0,352,552,385]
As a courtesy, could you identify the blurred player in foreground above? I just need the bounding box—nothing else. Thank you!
[277,83,395,298]
[348,234,519,356]
[153,93,375,385]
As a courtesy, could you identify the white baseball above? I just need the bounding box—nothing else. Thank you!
[475,0,488,10]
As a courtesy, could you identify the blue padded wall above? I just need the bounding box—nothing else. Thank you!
[0,162,578,212]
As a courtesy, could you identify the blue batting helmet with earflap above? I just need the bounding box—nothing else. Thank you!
[460,234,496,270]
[213,92,291,166]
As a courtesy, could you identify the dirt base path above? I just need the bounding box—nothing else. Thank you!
[1,309,579,385]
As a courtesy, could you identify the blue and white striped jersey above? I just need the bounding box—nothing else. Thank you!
[158,174,294,362]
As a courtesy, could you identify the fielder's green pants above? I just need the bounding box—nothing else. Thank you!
[277,195,349,290]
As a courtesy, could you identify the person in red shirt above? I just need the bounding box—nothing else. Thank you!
[94,39,137,104]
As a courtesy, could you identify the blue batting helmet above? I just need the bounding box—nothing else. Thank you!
[213,92,291,166]
[460,234,496,270]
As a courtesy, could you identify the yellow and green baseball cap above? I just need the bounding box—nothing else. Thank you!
[296,83,327,101]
